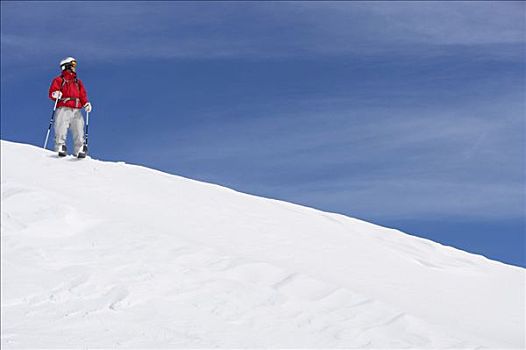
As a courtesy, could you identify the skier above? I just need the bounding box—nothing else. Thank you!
[48,57,92,158]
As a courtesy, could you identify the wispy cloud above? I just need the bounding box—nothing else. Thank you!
[2,1,524,68]
[128,88,524,221]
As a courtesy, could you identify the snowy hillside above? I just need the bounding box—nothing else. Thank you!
[1,140,524,348]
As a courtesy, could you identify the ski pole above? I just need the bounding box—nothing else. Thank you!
[43,97,59,149]
[84,110,89,149]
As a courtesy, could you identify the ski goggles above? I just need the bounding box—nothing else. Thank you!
[70,61,77,67]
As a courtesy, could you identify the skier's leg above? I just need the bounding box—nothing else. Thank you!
[71,109,85,156]
[54,108,72,152]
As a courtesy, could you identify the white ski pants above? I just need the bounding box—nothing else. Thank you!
[54,107,85,154]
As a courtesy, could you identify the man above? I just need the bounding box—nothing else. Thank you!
[48,57,92,158]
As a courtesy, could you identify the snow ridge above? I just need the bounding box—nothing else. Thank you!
[1,140,524,348]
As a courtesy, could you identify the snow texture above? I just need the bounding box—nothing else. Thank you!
[1,140,524,348]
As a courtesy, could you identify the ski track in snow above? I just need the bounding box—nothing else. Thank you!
[1,140,524,349]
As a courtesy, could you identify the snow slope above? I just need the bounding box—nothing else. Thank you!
[1,140,524,349]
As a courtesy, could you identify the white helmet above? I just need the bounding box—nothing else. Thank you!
[59,57,77,70]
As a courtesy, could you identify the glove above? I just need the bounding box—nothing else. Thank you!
[84,102,92,113]
[51,91,62,100]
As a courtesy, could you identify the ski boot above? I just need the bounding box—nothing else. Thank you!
[77,144,88,159]
[58,144,67,157]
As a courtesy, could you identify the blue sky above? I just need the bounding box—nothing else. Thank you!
[1,1,525,267]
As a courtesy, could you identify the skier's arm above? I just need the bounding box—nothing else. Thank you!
[48,77,62,101]
[78,79,89,107]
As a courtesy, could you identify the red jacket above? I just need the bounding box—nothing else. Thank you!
[48,70,89,109]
